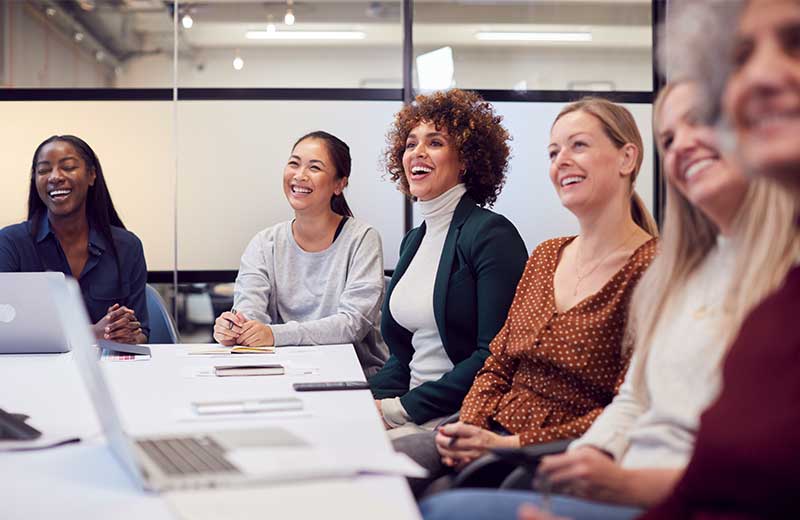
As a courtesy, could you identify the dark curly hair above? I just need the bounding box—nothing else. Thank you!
[384,89,511,208]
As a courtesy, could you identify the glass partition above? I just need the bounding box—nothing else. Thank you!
[175,1,403,89]
[412,0,653,92]
[1,0,660,341]
[1,0,175,89]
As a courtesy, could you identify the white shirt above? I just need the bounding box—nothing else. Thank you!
[571,237,736,469]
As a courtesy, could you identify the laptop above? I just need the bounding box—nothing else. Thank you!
[0,272,70,354]
[51,277,358,492]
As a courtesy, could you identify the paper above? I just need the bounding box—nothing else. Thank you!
[175,409,312,423]
[227,447,427,479]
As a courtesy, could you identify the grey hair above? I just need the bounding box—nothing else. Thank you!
[658,0,745,125]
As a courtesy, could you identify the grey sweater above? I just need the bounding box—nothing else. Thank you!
[233,218,388,376]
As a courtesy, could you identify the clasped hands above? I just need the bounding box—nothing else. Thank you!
[93,303,144,344]
[213,311,274,347]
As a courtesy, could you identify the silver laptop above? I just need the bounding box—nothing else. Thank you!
[51,278,353,492]
[0,272,69,354]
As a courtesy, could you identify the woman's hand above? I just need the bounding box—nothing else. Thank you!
[94,304,145,344]
[235,317,275,347]
[535,447,630,504]
[374,400,392,430]
[518,504,570,520]
[435,421,520,467]
[213,311,244,346]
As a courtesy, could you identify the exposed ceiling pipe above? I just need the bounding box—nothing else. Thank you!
[29,0,122,69]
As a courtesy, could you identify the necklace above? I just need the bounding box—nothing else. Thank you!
[573,229,638,296]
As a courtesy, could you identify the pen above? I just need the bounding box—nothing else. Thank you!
[448,432,458,447]
[226,308,238,330]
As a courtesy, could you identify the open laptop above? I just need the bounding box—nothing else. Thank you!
[0,272,69,354]
[51,277,358,492]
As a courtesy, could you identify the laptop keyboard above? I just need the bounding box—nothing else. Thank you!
[137,436,239,476]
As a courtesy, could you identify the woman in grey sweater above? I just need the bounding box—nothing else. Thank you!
[212,131,388,376]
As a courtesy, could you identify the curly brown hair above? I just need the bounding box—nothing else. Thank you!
[384,89,511,208]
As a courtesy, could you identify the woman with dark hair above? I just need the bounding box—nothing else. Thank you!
[0,135,149,344]
[213,131,388,376]
[369,89,528,438]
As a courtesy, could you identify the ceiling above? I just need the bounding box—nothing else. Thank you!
[26,0,652,66]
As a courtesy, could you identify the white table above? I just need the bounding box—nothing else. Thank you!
[0,345,421,520]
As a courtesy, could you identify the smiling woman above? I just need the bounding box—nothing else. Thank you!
[0,135,149,344]
[369,90,528,477]
[213,130,388,376]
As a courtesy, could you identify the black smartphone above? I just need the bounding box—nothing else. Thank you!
[293,381,370,392]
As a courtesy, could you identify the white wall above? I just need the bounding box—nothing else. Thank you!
[0,100,406,272]
[175,100,405,270]
[0,99,654,273]
[411,102,654,254]
[0,101,175,270]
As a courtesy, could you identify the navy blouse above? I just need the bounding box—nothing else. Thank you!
[0,216,150,339]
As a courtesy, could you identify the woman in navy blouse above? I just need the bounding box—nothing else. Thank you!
[0,135,149,344]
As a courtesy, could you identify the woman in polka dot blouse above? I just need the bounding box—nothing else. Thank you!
[395,98,658,494]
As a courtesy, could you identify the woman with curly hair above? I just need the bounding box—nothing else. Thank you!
[369,89,528,439]
[395,97,659,497]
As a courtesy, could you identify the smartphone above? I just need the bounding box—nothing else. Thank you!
[214,364,284,377]
[292,381,370,392]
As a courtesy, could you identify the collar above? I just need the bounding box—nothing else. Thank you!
[35,214,107,255]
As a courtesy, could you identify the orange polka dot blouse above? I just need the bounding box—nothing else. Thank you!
[459,236,658,446]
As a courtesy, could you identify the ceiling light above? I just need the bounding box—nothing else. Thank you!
[246,30,366,40]
[74,32,85,42]
[95,51,105,62]
[284,9,295,26]
[232,51,244,71]
[45,7,56,16]
[475,31,592,42]
[181,14,193,29]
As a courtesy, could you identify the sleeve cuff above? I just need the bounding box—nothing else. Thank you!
[269,322,298,346]
[381,397,411,428]
[569,432,628,461]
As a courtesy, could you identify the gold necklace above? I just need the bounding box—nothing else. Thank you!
[573,229,638,296]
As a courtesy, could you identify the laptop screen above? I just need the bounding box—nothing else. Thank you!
[50,277,146,490]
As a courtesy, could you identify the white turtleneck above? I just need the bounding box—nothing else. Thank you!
[382,184,467,427]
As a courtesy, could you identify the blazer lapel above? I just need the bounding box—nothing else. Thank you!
[432,194,476,351]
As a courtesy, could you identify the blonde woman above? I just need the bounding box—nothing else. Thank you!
[397,98,658,496]
[420,82,799,519]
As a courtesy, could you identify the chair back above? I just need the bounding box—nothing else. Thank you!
[145,284,179,343]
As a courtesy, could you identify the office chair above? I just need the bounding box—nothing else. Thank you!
[145,284,179,344]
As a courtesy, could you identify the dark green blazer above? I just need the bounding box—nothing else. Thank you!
[369,194,527,424]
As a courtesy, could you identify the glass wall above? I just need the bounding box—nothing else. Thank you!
[1,0,658,343]
[412,0,653,92]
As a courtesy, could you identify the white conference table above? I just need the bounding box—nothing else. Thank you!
[0,344,421,520]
